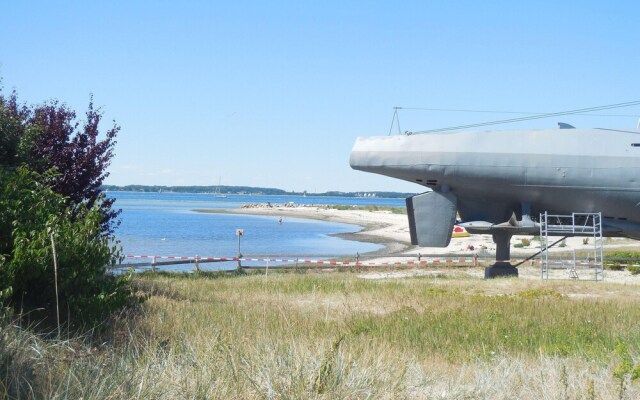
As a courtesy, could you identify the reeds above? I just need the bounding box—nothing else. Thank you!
[3,269,640,399]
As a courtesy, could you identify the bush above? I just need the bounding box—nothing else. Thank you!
[605,251,640,260]
[627,265,640,275]
[0,168,136,326]
[1,87,136,328]
[608,263,625,271]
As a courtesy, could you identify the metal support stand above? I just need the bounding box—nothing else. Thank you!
[484,231,518,278]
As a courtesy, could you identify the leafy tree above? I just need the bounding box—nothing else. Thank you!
[23,97,121,234]
[0,87,136,326]
[0,91,29,168]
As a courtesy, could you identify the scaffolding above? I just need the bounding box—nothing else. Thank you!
[539,212,604,281]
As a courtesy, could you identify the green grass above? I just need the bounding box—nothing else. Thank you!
[329,204,407,214]
[4,270,640,398]
[604,251,640,259]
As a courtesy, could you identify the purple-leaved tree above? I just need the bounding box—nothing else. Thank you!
[20,95,121,233]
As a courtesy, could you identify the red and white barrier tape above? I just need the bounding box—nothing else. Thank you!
[118,255,618,269]
[122,254,511,267]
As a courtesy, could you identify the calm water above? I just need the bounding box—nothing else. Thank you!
[109,192,405,270]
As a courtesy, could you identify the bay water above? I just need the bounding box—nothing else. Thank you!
[109,192,405,271]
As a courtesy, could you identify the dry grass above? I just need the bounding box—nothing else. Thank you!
[3,267,640,399]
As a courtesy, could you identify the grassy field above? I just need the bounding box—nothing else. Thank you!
[3,267,640,399]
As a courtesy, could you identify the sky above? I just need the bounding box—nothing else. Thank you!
[1,1,639,193]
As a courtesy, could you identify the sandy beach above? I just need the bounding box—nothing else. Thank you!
[204,203,640,284]
[215,203,640,256]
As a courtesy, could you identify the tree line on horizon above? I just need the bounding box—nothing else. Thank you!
[102,184,416,198]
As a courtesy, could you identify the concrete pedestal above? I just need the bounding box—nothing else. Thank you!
[484,262,519,279]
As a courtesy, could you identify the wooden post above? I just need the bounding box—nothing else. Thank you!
[50,233,61,338]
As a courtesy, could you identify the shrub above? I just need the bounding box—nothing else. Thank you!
[627,265,640,275]
[608,263,625,271]
[0,168,136,326]
[605,251,640,259]
[1,87,136,328]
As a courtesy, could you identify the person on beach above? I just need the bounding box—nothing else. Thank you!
[278,217,283,225]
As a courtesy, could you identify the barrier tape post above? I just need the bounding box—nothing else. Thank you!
[194,255,201,273]
[236,229,244,271]
[151,256,156,272]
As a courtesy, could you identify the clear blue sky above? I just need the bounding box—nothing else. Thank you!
[1,1,639,192]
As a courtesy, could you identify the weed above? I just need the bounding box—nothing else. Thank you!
[516,288,562,299]
[609,262,626,271]
[628,265,640,275]
[613,342,640,399]
[586,378,596,400]
[560,363,568,400]
[313,334,345,394]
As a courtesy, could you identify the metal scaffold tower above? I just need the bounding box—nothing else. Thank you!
[539,212,604,281]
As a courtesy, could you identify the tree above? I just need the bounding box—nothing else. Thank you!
[0,87,136,326]
[23,97,121,234]
[0,90,29,168]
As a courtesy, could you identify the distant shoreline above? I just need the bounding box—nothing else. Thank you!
[104,185,416,199]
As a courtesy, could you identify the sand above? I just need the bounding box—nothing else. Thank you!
[209,204,640,284]
[220,204,639,254]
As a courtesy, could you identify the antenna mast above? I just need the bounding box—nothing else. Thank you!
[388,107,402,136]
